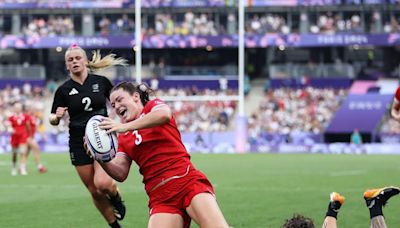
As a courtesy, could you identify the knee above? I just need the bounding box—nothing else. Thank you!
[87,186,103,199]
[94,179,114,194]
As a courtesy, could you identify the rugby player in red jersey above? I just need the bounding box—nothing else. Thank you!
[97,82,229,228]
[8,102,30,175]
[391,86,400,121]
[25,104,47,173]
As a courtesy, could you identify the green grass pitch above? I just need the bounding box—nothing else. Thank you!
[1,153,400,228]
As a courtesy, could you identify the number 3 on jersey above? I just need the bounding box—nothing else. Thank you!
[132,130,142,145]
[82,97,93,111]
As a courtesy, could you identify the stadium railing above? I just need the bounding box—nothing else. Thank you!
[0,65,45,79]
[269,63,355,79]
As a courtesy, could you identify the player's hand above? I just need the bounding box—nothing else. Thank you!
[99,117,128,134]
[55,107,68,119]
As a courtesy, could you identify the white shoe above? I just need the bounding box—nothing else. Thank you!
[20,168,28,175]
[11,168,17,176]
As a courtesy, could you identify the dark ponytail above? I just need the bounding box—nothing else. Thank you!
[112,81,153,106]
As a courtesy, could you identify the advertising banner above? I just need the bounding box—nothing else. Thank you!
[0,0,389,8]
[325,94,393,133]
[2,34,400,49]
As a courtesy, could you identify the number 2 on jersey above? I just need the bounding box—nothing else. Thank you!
[132,130,142,145]
[82,97,93,111]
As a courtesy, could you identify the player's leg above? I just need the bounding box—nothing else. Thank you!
[11,146,18,176]
[93,161,126,220]
[27,137,47,173]
[75,164,121,227]
[322,192,345,228]
[322,217,336,228]
[364,186,400,228]
[148,213,184,228]
[19,143,28,175]
[186,193,229,228]
[370,217,387,228]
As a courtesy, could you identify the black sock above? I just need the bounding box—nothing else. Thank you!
[110,192,120,200]
[325,202,338,219]
[109,220,121,228]
[368,204,383,219]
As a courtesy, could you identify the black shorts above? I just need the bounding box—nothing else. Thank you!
[69,129,94,166]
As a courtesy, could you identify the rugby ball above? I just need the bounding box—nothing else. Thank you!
[85,115,118,162]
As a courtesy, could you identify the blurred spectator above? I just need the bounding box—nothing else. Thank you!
[0,16,4,35]
[383,16,400,33]
[98,16,111,35]
[22,16,74,37]
[309,12,364,34]
[219,76,228,92]
[350,128,363,145]
[150,12,218,36]
[246,14,289,34]
[369,11,382,33]
[96,14,134,35]
[310,12,337,34]
[45,79,58,94]
[227,13,236,35]
[150,75,159,90]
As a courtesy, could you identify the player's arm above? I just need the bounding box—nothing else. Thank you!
[49,107,68,126]
[99,153,132,182]
[25,120,32,137]
[49,88,68,126]
[100,104,172,133]
[391,97,400,121]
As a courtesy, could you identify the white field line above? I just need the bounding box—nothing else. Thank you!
[329,170,366,177]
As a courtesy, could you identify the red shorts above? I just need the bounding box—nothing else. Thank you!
[148,169,215,228]
[11,133,29,148]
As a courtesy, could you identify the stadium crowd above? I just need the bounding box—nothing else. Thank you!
[246,14,290,34]
[22,16,74,37]
[147,12,219,36]
[308,12,363,34]
[248,87,348,136]
[96,14,134,36]
[2,82,400,139]
[1,10,398,37]
[155,87,237,132]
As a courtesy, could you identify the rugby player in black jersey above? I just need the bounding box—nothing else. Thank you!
[49,44,127,228]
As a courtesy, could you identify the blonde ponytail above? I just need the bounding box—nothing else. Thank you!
[87,50,128,72]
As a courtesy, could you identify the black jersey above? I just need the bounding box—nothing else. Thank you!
[51,74,113,131]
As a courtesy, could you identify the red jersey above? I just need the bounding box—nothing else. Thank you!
[396,87,400,100]
[8,113,30,136]
[118,99,192,194]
